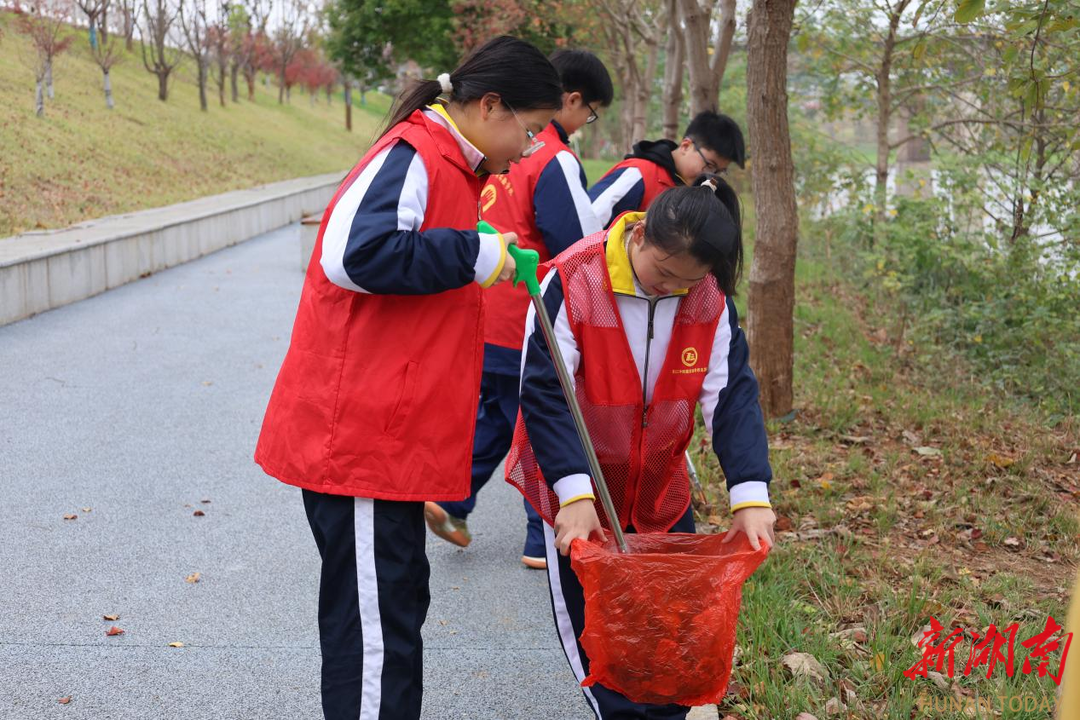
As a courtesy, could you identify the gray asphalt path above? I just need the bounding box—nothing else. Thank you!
[0,226,594,719]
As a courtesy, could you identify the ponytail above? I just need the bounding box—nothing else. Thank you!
[380,36,563,140]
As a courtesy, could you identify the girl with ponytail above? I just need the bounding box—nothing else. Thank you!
[254,36,562,720]
[506,176,777,719]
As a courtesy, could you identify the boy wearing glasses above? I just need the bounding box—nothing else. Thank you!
[589,111,746,228]
[424,49,614,570]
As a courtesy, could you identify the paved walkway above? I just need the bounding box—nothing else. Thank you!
[0,226,605,719]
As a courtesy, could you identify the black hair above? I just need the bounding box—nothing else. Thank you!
[380,36,563,139]
[548,49,615,107]
[642,174,744,296]
[684,111,747,169]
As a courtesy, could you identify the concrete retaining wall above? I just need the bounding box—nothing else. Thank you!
[0,172,342,327]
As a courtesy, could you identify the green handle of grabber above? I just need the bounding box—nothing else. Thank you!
[478,221,541,296]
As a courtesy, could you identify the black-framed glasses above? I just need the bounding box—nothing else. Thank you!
[585,102,599,124]
[691,140,725,175]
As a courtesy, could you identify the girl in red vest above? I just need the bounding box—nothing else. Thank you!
[507,178,776,719]
[254,36,562,720]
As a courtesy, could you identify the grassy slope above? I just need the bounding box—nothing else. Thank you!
[0,15,387,236]
[690,199,1078,719]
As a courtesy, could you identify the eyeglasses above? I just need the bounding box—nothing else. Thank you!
[505,101,545,158]
[691,140,725,175]
[585,102,599,124]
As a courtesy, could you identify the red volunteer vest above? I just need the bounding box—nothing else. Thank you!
[599,157,680,215]
[480,122,577,350]
[254,110,485,501]
[505,231,725,532]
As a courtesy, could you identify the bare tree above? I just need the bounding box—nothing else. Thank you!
[594,0,664,149]
[237,0,270,101]
[206,3,231,107]
[179,0,211,111]
[75,0,108,49]
[661,0,685,139]
[678,0,737,115]
[120,0,136,50]
[272,0,306,104]
[746,0,799,417]
[140,0,182,101]
[90,29,121,108]
[13,0,74,117]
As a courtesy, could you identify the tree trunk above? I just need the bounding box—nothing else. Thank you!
[124,3,134,52]
[278,67,286,103]
[345,82,352,131]
[218,71,226,107]
[662,0,685,141]
[158,71,169,101]
[35,79,45,117]
[680,0,737,115]
[632,41,659,145]
[230,63,240,102]
[103,69,115,109]
[198,63,208,111]
[46,61,54,100]
[100,8,109,43]
[245,68,256,100]
[746,0,799,419]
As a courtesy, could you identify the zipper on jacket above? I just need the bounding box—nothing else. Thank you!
[641,296,657,428]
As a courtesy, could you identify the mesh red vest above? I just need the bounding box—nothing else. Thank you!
[505,231,725,533]
[479,123,574,350]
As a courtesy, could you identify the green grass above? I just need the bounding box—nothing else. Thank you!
[0,14,392,236]
[581,157,618,186]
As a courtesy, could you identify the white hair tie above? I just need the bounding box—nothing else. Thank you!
[702,177,719,191]
[437,73,453,94]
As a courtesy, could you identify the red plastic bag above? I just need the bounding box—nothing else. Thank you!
[569,532,768,706]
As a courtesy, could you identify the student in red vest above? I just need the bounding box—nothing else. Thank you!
[424,49,614,571]
[254,37,562,720]
[506,178,776,719]
[589,111,746,228]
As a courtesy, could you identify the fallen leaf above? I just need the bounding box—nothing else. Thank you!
[193,510,205,517]
[794,714,819,720]
[58,696,71,705]
[925,670,950,691]
[1003,537,1021,548]
[63,514,77,520]
[707,514,724,526]
[986,453,1014,469]
[901,430,921,445]
[870,652,886,671]
[782,652,830,685]
[831,627,868,644]
[775,515,794,532]
[825,697,846,716]
[102,614,119,621]
[185,572,201,583]
[105,626,124,636]
[167,642,184,648]
[840,435,870,445]
[914,446,942,457]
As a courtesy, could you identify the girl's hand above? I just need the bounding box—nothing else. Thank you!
[553,498,606,556]
[493,232,519,285]
[722,506,776,551]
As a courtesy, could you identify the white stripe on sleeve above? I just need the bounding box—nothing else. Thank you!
[699,302,734,433]
[590,166,643,225]
[555,150,603,236]
[320,142,429,293]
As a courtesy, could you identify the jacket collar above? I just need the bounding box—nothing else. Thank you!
[422,103,487,175]
[604,212,689,298]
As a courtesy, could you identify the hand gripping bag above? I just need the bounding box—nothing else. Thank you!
[569,532,768,706]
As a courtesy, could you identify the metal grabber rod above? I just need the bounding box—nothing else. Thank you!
[493,225,628,553]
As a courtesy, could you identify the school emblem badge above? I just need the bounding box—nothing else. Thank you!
[480,184,497,212]
[681,347,699,367]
